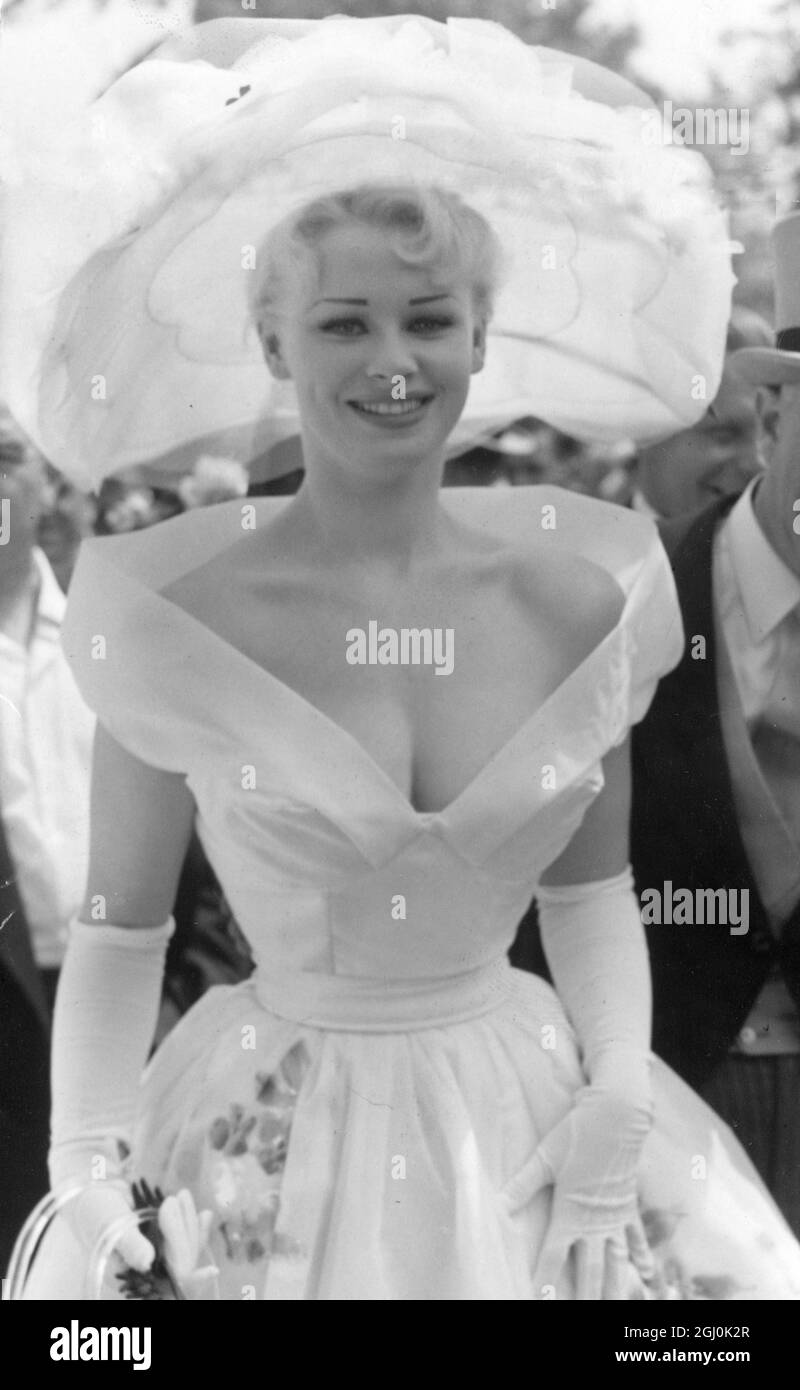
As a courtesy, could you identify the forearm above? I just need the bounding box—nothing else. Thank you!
[536,866,652,1103]
[49,915,174,1190]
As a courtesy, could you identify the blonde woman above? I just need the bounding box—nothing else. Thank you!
[4,17,799,1300]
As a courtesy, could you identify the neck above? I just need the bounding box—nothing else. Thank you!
[752,472,800,581]
[293,442,450,570]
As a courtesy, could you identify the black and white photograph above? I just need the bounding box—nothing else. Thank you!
[0,0,799,1340]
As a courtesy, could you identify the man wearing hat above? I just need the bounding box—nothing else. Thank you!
[630,212,800,1233]
[624,306,773,521]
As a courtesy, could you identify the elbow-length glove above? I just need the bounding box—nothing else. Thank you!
[501,868,655,1299]
[48,915,175,1274]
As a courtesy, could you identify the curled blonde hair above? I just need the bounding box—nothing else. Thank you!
[250,184,504,323]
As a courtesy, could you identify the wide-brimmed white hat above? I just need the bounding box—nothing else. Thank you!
[731,213,800,386]
[0,14,734,490]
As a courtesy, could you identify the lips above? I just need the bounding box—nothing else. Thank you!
[348,395,433,420]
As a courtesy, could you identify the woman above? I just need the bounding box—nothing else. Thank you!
[5,16,800,1300]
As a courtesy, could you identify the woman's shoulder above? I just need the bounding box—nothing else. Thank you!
[445,482,679,697]
[448,484,630,633]
[511,542,626,644]
[442,483,660,571]
[72,496,291,599]
[501,529,626,688]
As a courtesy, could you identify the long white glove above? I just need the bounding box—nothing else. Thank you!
[501,868,655,1299]
[49,915,175,1274]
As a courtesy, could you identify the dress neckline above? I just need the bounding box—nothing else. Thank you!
[153,565,626,827]
[64,485,656,861]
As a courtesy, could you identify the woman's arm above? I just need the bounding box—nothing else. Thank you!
[539,733,630,887]
[534,733,650,1075]
[49,724,197,1272]
[503,735,655,1299]
[78,721,197,927]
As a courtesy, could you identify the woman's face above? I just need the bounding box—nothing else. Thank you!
[261,222,487,479]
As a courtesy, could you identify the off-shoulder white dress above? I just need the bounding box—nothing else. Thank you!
[23,488,800,1299]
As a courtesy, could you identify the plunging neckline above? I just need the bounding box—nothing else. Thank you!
[154,572,627,827]
[60,484,670,866]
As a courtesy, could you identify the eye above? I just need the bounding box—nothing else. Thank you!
[407,315,456,334]
[318,317,367,337]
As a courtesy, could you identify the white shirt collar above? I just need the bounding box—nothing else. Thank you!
[725,479,800,642]
[32,546,67,628]
[630,487,660,521]
[0,548,66,657]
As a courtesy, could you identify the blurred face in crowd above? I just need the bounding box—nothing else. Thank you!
[0,421,50,567]
[634,359,761,519]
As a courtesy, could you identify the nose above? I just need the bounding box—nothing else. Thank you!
[365,327,417,381]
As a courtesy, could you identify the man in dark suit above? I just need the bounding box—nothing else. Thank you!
[513,215,800,1235]
[0,814,51,1271]
[632,216,800,1233]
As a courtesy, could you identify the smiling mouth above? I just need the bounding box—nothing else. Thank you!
[348,395,434,419]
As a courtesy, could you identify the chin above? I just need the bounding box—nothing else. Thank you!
[342,412,455,459]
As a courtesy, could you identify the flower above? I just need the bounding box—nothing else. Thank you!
[641,1207,686,1247]
[209,1150,281,1224]
[177,455,249,509]
[102,487,159,533]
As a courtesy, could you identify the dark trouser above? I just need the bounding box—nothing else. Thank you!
[701,1053,800,1239]
[40,967,59,1016]
[0,1113,49,1277]
[0,969,56,1276]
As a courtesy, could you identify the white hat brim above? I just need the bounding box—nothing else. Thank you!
[0,15,735,489]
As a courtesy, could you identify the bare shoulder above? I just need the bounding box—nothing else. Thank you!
[506,540,626,673]
[160,506,290,620]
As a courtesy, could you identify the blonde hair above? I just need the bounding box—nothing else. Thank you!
[250,184,504,322]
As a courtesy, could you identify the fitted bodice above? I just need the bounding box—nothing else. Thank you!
[61,487,682,996]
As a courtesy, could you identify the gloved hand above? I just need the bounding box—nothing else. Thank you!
[500,1075,655,1299]
[58,1178,156,1274]
[48,914,175,1277]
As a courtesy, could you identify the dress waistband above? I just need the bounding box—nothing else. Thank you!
[251,959,515,1032]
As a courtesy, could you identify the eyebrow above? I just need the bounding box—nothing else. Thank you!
[310,293,455,308]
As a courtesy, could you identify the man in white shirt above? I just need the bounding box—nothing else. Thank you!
[0,412,95,1000]
[0,407,95,1268]
[630,214,800,1233]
